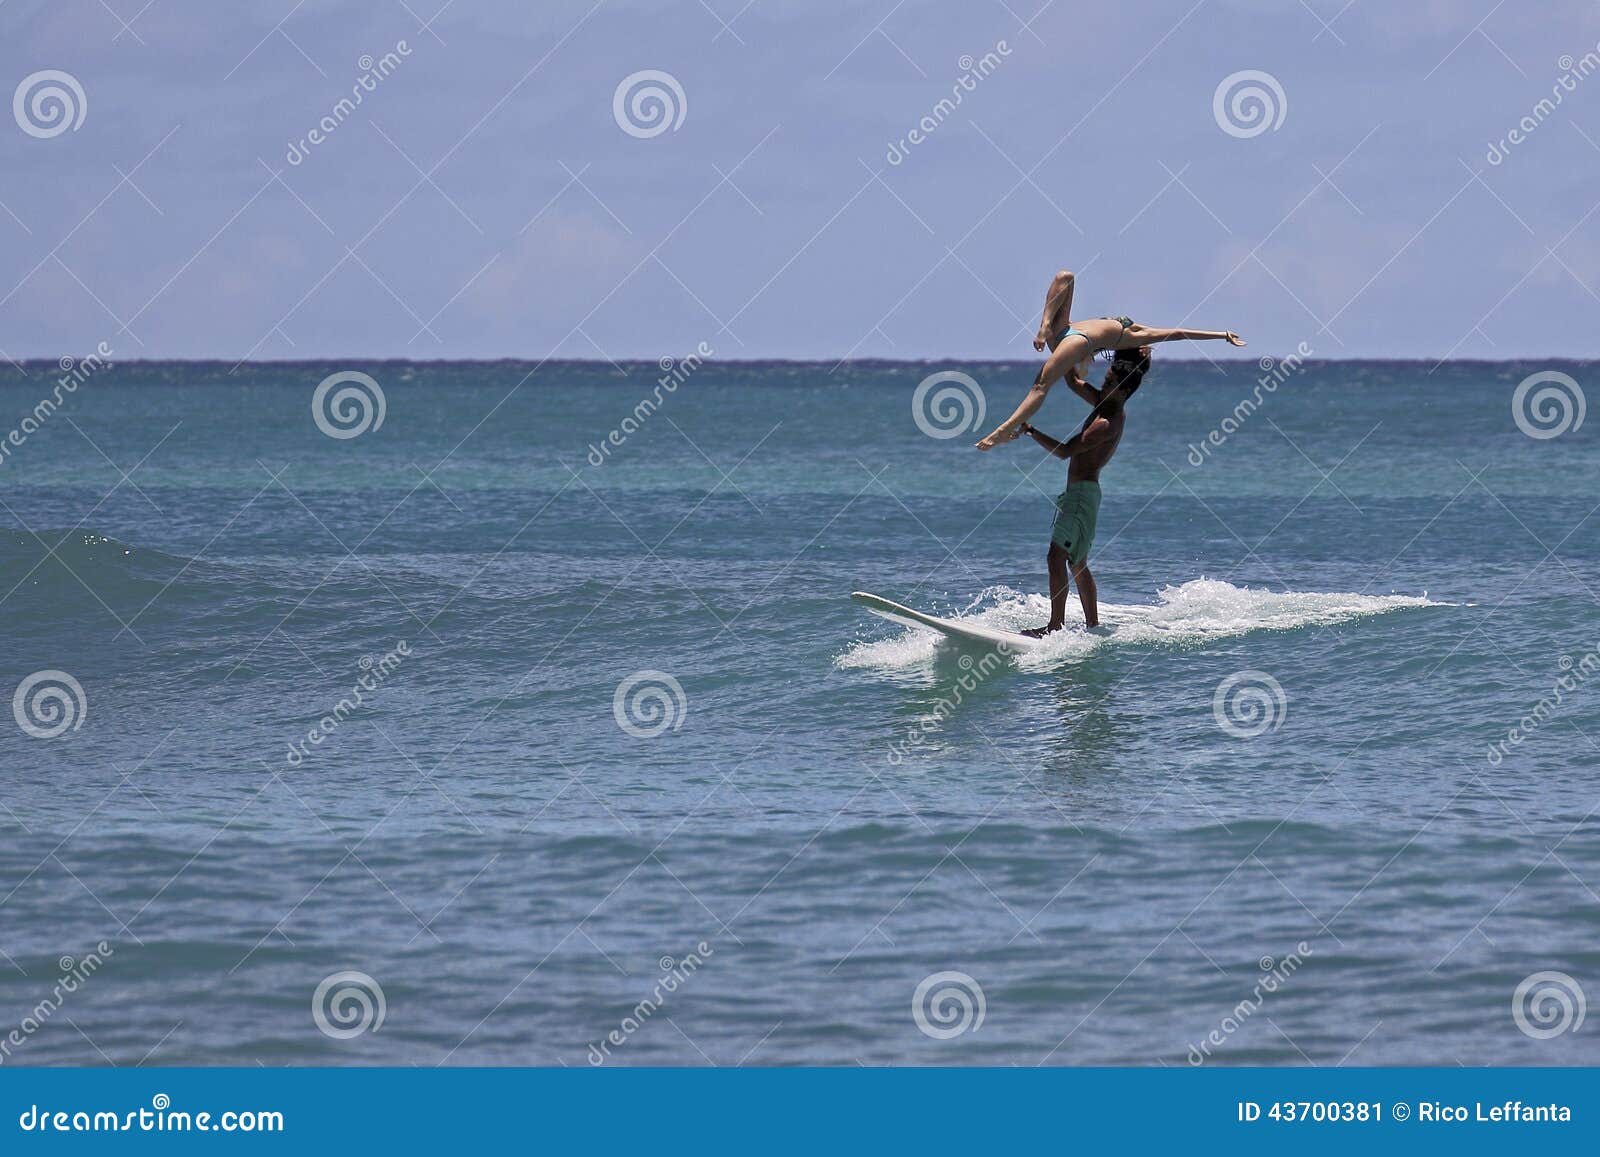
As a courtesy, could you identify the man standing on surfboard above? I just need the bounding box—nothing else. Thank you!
[1012,347,1151,635]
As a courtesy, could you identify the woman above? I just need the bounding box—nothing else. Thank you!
[976,269,1244,450]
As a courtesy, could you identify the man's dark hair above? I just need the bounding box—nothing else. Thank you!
[1110,346,1153,397]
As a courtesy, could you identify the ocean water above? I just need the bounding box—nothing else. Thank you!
[1,358,1597,1067]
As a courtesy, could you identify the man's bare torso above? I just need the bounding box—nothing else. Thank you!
[1067,407,1124,483]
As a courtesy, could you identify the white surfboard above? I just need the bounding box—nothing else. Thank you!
[850,591,1044,652]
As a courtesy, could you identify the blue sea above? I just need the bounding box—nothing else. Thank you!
[1,358,1596,1067]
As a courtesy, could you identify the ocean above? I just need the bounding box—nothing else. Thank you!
[1,357,1596,1066]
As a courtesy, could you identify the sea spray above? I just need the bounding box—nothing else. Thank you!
[838,579,1441,671]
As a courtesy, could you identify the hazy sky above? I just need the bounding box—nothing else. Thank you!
[3,0,1599,361]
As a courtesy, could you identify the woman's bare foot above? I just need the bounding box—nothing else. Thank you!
[1021,623,1062,638]
[975,425,1021,451]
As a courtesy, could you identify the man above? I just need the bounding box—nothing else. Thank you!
[1013,347,1151,635]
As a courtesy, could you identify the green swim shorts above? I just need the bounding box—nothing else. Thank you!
[1050,480,1102,566]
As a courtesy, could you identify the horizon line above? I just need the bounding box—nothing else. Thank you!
[9,355,1596,368]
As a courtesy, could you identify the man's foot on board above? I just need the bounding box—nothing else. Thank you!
[1021,623,1063,638]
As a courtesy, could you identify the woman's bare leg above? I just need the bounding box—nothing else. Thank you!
[1036,329,1101,389]
[1035,269,1077,351]
[1115,323,1246,349]
[975,330,1099,449]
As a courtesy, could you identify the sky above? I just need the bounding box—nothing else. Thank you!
[2,0,1600,362]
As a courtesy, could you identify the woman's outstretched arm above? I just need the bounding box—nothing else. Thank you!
[1121,324,1245,347]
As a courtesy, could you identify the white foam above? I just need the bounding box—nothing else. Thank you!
[837,578,1443,671]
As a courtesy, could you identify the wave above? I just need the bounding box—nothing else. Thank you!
[837,578,1444,670]
[0,528,193,590]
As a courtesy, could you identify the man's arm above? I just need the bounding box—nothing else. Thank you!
[1065,361,1102,408]
[1022,417,1113,460]
[1021,423,1072,459]
[1056,417,1114,458]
